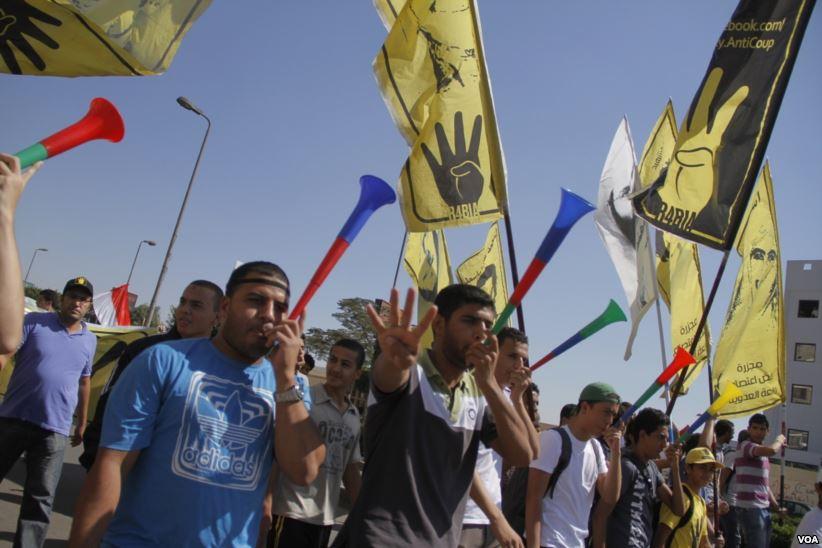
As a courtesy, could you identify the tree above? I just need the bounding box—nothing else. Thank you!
[131,304,162,328]
[23,284,42,301]
[304,297,378,369]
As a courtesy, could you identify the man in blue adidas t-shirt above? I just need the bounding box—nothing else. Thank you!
[68,262,326,547]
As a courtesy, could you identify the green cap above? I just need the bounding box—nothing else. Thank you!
[579,382,620,404]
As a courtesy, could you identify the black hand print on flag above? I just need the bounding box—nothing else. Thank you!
[0,1,61,75]
[421,112,485,208]
[476,264,498,301]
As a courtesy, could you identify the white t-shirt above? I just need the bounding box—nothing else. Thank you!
[529,426,608,548]
[462,442,502,525]
[462,386,509,525]
[791,507,822,548]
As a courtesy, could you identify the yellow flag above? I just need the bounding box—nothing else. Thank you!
[0,0,211,76]
[373,0,507,231]
[657,234,712,394]
[713,163,785,417]
[457,222,509,321]
[638,101,711,394]
[403,230,453,347]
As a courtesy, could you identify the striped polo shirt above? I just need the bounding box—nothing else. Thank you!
[732,440,771,509]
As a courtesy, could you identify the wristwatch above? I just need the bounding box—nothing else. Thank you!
[274,384,304,404]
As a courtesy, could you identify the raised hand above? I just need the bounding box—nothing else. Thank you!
[603,425,623,456]
[265,312,305,385]
[509,368,531,401]
[658,68,749,216]
[421,111,485,207]
[0,153,41,217]
[664,442,682,465]
[366,288,437,372]
[467,330,499,393]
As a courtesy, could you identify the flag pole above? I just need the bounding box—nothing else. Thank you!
[779,403,786,511]
[502,210,539,426]
[665,249,731,416]
[391,231,408,289]
[502,212,526,333]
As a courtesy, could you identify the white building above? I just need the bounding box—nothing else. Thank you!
[765,260,821,469]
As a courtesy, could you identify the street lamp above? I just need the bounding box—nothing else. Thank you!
[126,239,156,287]
[24,248,47,285]
[145,97,211,327]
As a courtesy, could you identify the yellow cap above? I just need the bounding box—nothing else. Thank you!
[685,447,723,469]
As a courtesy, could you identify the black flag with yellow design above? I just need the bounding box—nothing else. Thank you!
[634,0,815,249]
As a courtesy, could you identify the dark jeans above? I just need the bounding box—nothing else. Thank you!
[736,506,772,548]
[0,418,67,548]
[720,505,740,548]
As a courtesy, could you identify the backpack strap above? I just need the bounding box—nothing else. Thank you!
[665,487,695,548]
[546,427,572,499]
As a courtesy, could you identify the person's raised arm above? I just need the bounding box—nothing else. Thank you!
[0,154,42,353]
[699,417,716,449]
[267,312,325,486]
[657,443,685,517]
[596,426,622,505]
[367,288,437,394]
[475,335,531,466]
[750,434,786,457]
[509,370,540,459]
[68,448,139,547]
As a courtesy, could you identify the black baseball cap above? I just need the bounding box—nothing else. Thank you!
[63,276,94,297]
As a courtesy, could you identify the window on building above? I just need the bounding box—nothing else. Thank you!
[791,384,813,404]
[795,343,816,363]
[787,429,809,451]
[798,300,820,318]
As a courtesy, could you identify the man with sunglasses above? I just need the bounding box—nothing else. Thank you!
[0,276,97,547]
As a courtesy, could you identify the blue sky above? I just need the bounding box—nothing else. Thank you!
[2,1,819,429]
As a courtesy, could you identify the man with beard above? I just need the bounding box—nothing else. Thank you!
[68,261,325,547]
[0,276,97,548]
[333,285,533,547]
[79,279,224,470]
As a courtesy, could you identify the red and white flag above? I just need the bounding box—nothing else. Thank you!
[93,284,132,326]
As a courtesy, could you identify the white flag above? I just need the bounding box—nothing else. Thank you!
[594,118,656,360]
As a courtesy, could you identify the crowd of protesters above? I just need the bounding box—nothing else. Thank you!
[0,153,815,548]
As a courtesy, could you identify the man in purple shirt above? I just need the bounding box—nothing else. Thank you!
[0,276,97,548]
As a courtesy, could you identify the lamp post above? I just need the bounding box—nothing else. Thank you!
[145,97,211,327]
[126,239,156,287]
[23,248,47,285]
